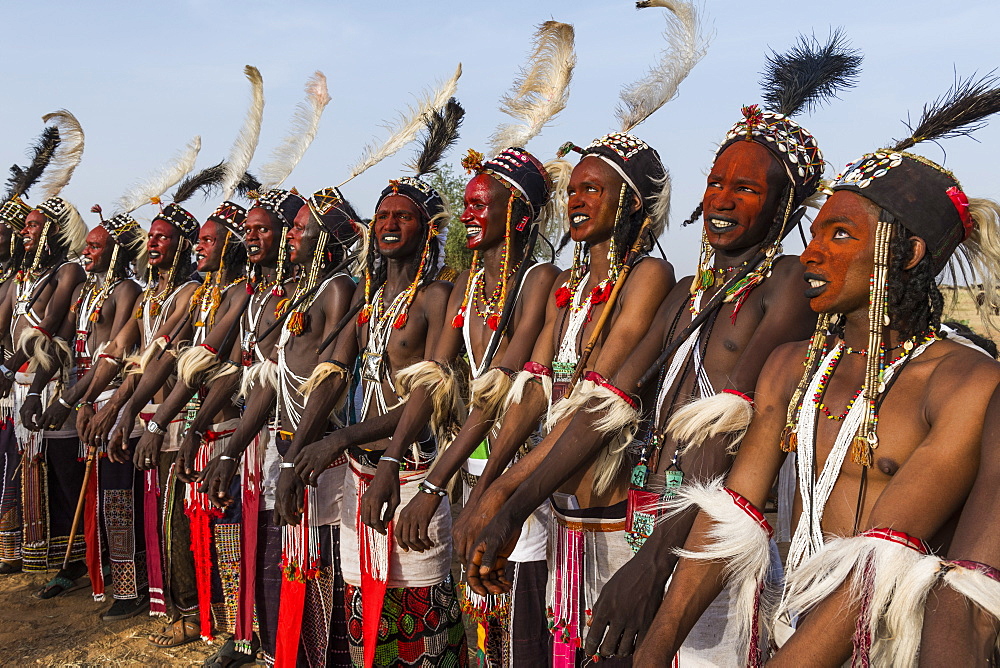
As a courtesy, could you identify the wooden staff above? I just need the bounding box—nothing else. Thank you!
[62,443,97,569]
[565,221,653,394]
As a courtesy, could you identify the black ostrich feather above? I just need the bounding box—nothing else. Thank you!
[892,72,1000,152]
[236,172,261,198]
[5,126,61,200]
[406,98,465,176]
[760,29,862,117]
[173,161,226,203]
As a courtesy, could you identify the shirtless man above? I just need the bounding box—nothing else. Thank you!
[457,132,675,666]
[78,202,200,644]
[200,188,357,666]
[30,210,145,617]
[288,172,459,666]
[0,194,29,574]
[578,34,863,659]
[0,195,87,590]
[355,147,561,665]
[635,86,1000,665]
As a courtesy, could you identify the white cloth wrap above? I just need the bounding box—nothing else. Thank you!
[340,459,452,588]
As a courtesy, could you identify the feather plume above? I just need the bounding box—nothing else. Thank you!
[6,126,61,200]
[892,72,1000,151]
[173,161,226,204]
[115,136,202,214]
[38,110,85,200]
[221,65,265,200]
[616,0,709,133]
[668,391,755,455]
[237,172,261,199]
[341,63,463,185]
[760,29,862,118]
[405,98,465,176]
[488,21,576,155]
[258,71,331,190]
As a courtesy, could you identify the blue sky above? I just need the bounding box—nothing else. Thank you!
[4,0,999,276]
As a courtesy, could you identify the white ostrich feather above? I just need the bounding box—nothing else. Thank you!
[115,136,202,214]
[487,21,576,155]
[221,65,265,200]
[38,110,85,199]
[341,63,462,186]
[258,70,331,190]
[616,0,709,133]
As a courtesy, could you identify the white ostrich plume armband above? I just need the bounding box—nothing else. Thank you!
[469,366,515,422]
[670,478,775,667]
[395,360,466,446]
[667,388,755,456]
[781,528,939,668]
[239,358,278,399]
[939,559,1000,623]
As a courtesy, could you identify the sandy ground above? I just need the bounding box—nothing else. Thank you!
[0,569,212,666]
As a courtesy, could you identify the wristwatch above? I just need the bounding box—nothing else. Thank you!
[146,421,167,436]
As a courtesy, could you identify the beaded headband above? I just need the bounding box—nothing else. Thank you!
[0,196,32,231]
[152,202,199,243]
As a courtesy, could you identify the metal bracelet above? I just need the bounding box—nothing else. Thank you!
[418,481,447,497]
[380,455,401,465]
[278,462,296,469]
[57,396,72,409]
[0,364,13,380]
[219,455,237,462]
[26,392,41,398]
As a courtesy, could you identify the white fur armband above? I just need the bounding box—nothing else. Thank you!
[19,326,72,374]
[395,360,466,445]
[507,362,553,408]
[940,559,1000,622]
[177,343,223,387]
[469,367,514,422]
[298,359,351,403]
[781,528,938,668]
[239,359,278,399]
[127,335,171,376]
[670,478,775,665]
[667,389,755,456]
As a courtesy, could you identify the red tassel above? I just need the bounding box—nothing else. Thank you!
[235,436,261,649]
[275,578,307,667]
[357,306,371,325]
[393,312,408,329]
[452,309,465,329]
[143,470,167,616]
[186,503,223,642]
[84,461,103,599]
[555,286,571,308]
[487,314,500,331]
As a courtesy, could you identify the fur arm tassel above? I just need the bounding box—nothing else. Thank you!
[940,560,1000,623]
[507,368,552,408]
[780,528,939,668]
[669,478,776,665]
[239,359,278,399]
[18,327,71,374]
[127,336,172,376]
[395,360,467,445]
[469,367,514,423]
[176,343,222,388]
[667,389,755,456]
[298,360,350,408]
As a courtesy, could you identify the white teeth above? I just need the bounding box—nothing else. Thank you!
[382,235,400,243]
[571,214,588,224]
[465,226,481,238]
[808,279,827,288]
[248,245,260,253]
[710,218,736,229]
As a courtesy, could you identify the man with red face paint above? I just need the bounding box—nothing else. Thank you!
[570,35,863,663]
[79,202,200,645]
[339,146,562,667]
[451,131,674,667]
[636,75,1000,666]
[26,209,146,617]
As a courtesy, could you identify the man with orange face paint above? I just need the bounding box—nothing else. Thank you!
[569,34,862,663]
[637,74,1000,666]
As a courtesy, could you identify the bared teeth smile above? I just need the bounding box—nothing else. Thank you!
[808,279,827,288]
[709,218,736,229]
[465,225,481,239]
[381,235,400,243]
[570,214,589,226]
